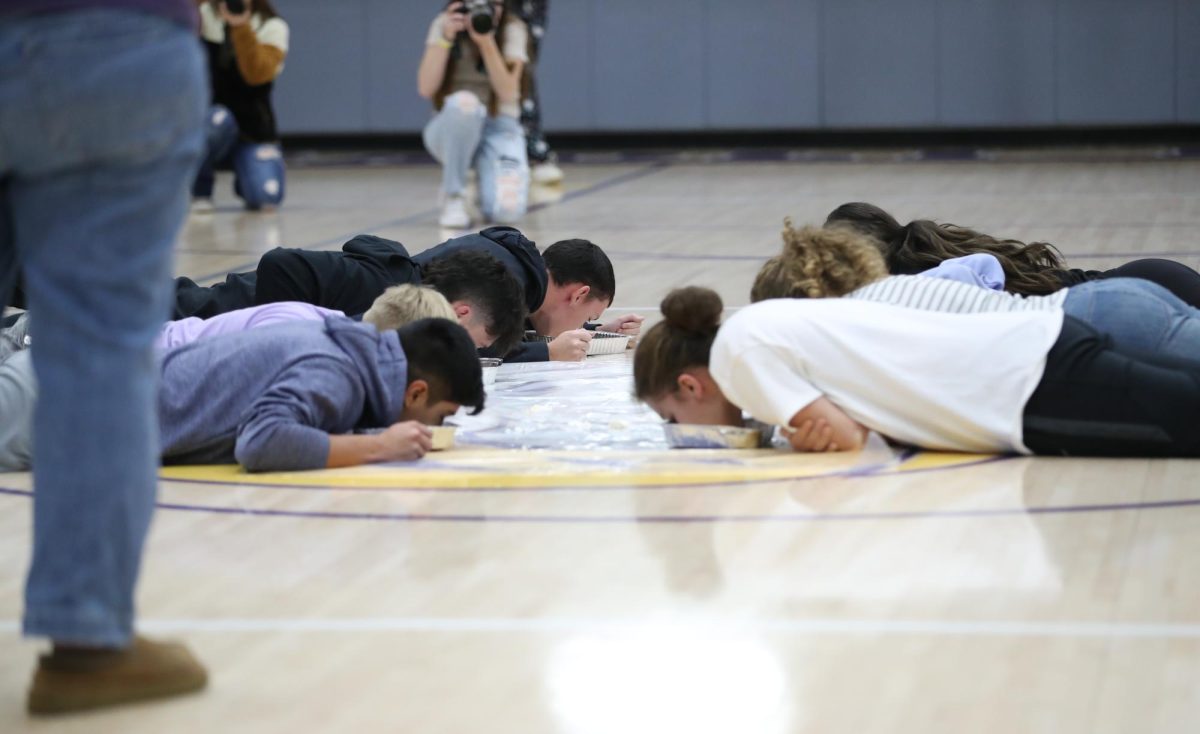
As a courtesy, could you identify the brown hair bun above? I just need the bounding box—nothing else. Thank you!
[660,286,723,336]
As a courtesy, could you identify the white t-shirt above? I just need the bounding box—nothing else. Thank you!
[709,299,1065,454]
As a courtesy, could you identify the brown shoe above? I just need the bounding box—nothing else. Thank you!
[27,636,208,715]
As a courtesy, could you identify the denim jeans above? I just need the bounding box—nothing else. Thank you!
[423,91,530,223]
[0,10,205,646]
[0,350,35,472]
[1063,277,1200,359]
[191,104,286,209]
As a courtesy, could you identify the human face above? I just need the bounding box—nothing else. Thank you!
[643,371,744,427]
[532,290,609,338]
[401,383,463,425]
[451,301,494,348]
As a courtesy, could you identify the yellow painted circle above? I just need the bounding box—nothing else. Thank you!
[160,448,995,490]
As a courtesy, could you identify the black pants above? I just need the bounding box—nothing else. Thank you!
[1100,258,1200,309]
[1022,316,1200,457]
[172,236,419,319]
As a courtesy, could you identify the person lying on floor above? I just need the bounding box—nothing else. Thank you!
[633,280,1200,458]
[170,226,642,361]
[0,315,484,473]
[1,284,458,361]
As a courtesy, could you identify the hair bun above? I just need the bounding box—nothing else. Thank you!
[660,286,723,336]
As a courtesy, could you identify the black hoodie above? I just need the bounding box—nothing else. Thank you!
[412,227,547,314]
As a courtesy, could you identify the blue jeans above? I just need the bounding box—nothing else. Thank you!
[191,104,286,210]
[1063,278,1200,359]
[0,10,205,646]
[422,91,530,223]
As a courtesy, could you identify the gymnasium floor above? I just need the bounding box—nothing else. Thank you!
[3,148,1200,732]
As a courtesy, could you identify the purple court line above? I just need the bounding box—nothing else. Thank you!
[188,162,670,283]
[3,484,1200,525]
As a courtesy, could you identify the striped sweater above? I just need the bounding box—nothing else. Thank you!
[847,275,1068,314]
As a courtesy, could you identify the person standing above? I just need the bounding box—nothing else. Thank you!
[0,0,209,715]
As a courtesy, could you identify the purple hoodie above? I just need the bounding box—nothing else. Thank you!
[158,315,408,472]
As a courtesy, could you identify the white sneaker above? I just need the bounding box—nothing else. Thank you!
[531,161,564,185]
[438,194,471,229]
[190,198,214,214]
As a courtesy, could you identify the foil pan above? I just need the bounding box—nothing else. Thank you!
[663,423,763,450]
[534,330,631,356]
[479,357,502,387]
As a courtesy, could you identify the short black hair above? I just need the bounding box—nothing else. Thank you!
[396,318,486,415]
[421,250,527,355]
[543,239,616,305]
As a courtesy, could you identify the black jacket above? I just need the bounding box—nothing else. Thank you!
[412,226,547,314]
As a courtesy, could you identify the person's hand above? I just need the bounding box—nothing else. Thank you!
[376,421,433,461]
[597,314,645,347]
[785,419,838,453]
[441,2,468,41]
[218,1,252,27]
[548,329,592,361]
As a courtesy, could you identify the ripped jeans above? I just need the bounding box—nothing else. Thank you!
[422,91,530,224]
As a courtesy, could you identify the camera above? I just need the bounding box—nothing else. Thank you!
[223,0,246,14]
[455,0,496,35]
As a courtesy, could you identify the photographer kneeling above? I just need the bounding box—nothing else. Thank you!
[193,0,289,211]
[417,1,530,228]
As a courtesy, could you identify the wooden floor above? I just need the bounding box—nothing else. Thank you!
[3,150,1200,732]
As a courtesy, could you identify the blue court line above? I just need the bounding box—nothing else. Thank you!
[594,249,1200,265]
[187,161,670,284]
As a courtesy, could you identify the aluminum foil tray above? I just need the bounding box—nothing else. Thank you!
[534,331,631,356]
[663,424,763,450]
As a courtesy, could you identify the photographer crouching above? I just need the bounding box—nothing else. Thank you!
[192,0,289,212]
[417,1,530,229]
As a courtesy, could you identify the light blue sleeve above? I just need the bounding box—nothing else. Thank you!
[918,253,1006,291]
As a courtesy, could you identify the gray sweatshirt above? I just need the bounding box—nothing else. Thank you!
[159,315,407,472]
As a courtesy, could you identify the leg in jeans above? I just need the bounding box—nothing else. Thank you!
[422,91,488,197]
[0,350,36,472]
[1063,277,1200,359]
[475,116,529,223]
[232,142,286,209]
[0,10,205,646]
[1100,258,1200,309]
[190,105,239,199]
[1022,317,1200,457]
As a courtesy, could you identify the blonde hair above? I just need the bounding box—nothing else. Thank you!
[751,220,889,302]
[362,285,457,330]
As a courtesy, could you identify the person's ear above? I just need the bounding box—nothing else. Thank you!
[405,379,430,407]
[676,372,704,399]
[570,284,591,305]
[453,302,472,322]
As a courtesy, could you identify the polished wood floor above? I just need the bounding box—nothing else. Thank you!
[2,151,1199,732]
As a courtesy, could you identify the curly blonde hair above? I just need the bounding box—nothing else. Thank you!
[751,220,889,302]
[362,285,457,330]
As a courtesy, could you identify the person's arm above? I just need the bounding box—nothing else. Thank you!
[418,9,463,98]
[784,397,868,453]
[499,339,549,363]
[233,356,365,472]
[218,4,288,86]
[473,33,522,105]
[326,422,433,468]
